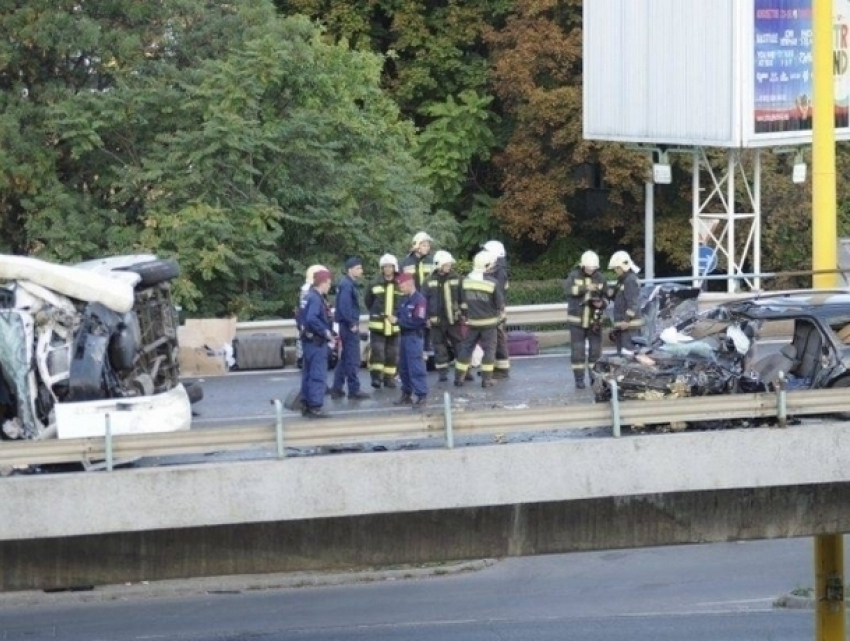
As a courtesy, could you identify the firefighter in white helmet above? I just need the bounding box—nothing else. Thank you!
[425,250,463,382]
[454,250,503,388]
[564,250,607,389]
[400,231,434,292]
[607,250,644,355]
[482,240,510,379]
[364,253,400,388]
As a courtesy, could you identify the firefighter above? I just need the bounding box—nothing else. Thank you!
[483,240,510,379]
[454,250,504,388]
[399,231,434,292]
[299,269,335,418]
[364,254,400,389]
[330,257,371,400]
[388,272,428,407]
[565,250,608,389]
[607,250,645,354]
[425,250,463,382]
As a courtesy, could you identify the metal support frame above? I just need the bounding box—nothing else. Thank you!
[272,399,285,459]
[443,392,454,449]
[691,147,762,292]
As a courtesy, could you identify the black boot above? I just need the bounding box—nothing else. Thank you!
[370,371,382,389]
[302,406,330,419]
[481,373,495,388]
[454,370,465,387]
[383,375,397,389]
[394,392,413,405]
[574,373,586,389]
[412,395,427,409]
[438,370,448,382]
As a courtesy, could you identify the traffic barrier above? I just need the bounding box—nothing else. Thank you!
[3,387,850,470]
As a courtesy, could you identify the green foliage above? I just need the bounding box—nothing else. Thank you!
[506,279,564,306]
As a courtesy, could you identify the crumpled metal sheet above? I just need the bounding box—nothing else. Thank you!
[0,311,39,439]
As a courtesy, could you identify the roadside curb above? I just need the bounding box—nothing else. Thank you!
[0,559,497,608]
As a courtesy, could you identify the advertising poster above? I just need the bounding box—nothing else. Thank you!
[753,0,850,134]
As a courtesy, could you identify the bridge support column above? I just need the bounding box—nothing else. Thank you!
[815,534,845,640]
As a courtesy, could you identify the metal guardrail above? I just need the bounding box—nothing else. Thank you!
[3,387,849,470]
[234,292,757,340]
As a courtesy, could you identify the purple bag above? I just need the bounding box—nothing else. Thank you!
[507,330,539,356]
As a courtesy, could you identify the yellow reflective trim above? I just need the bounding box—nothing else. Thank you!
[463,280,495,293]
[468,317,499,327]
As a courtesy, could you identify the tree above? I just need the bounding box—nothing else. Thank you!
[4,1,442,317]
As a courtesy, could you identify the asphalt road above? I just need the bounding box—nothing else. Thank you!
[187,352,585,429]
[0,537,829,640]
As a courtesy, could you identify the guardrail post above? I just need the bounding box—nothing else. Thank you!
[776,372,787,428]
[444,392,454,449]
[271,399,286,459]
[104,413,113,472]
[610,380,621,438]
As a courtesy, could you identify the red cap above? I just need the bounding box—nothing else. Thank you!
[396,272,413,285]
[313,269,332,285]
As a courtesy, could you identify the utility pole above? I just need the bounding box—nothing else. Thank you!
[811,1,844,639]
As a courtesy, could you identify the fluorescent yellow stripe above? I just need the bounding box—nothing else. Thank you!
[464,280,495,293]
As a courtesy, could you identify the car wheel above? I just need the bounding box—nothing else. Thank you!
[184,381,204,404]
[122,258,180,287]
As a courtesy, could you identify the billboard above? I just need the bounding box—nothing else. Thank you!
[753,0,850,137]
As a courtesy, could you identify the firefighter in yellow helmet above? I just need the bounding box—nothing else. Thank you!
[607,250,644,355]
[564,250,607,389]
[454,250,504,388]
[425,250,463,382]
[364,254,400,389]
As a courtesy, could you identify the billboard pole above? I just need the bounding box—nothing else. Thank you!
[812,1,844,640]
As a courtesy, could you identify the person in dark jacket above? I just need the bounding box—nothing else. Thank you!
[364,253,400,389]
[389,272,429,407]
[425,250,464,382]
[483,240,510,379]
[299,269,335,418]
[564,250,608,389]
[607,250,645,355]
[454,250,504,389]
[399,231,434,292]
[330,257,370,400]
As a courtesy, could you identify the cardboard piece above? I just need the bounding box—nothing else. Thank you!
[178,318,237,377]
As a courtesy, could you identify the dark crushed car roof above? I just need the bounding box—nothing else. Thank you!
[716,291,850,319]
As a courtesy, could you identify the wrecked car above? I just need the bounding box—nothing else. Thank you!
[0,254,200,441]
[592,290,850,405]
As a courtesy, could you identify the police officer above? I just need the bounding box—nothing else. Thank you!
[607,250,645,354]
[295,264,328,369]
[330,257,370,400]
[399,231,434,292]
[425,250,463,382]
[565,250,607,389]
[364,254,400,389]
[454,250,504,388]
[483,240,510,379]
[299,269,335,418]
[388,272,428,407]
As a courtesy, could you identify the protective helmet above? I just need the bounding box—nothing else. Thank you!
[580,250,600,270]
[378,253,398,270]
[482,240,506,258]
[608,250,640,273]
[473,250,496,272]
[411,231,433,248]
[304,264,328,284]
[433,250,455,269]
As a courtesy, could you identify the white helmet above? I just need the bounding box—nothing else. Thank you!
[433,250,455,269]
[580,250,600,270]
[608,250,641,273]
[411,231,433,248]
[304,264,328,284]
[483,240,506,258]
[378,253,398,270]
[473,250,496,272]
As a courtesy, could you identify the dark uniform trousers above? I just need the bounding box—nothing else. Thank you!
[431,321,464,370]
[399,330,428,398]
[494,321,509,375]
[570,328,602,381]
[369,333,398,379]
[455,326,497,376]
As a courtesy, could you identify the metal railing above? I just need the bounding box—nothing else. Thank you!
[234,292,758,340]
[3,387,849,470]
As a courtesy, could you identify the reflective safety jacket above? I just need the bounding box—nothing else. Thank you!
[609,270,644,330]
[425,269,462,325]
[460,275,504,328]
[564,267,608,328]
[399,251,434,292]
[490,257,509,308]
[364,275,400,337]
